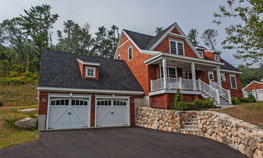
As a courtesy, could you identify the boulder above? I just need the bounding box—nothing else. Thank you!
[18,108,38,113]
[15,118,38,129]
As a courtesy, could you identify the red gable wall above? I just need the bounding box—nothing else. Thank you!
[171,27,181,35]
[244,81,263,91]
[154,36,198,58]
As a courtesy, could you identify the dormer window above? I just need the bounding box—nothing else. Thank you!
[86,67,96,77]
[197,50,204,58]
[169,39,184,55]
[214,54,220,61]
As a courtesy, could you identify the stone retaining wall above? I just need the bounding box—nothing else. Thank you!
[136,107,263,158]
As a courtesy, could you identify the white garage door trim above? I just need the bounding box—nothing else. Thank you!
[95,95,130,127]
[46,93,91,130]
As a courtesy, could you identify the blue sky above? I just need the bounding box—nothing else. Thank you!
[1,0,241,67]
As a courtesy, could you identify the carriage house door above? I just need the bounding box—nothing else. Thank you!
[96,97,130,127]
[47,96,91,130]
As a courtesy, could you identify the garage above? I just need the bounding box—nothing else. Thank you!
[47,96,91,130]
[96,97,130,127]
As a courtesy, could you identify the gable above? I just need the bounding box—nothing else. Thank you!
[120,33,128,46]
[154,36,198,58]
[171,27,181,35]
[244,81,263,91]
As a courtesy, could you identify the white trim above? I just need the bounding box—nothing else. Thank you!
[114,32,123,58]
[242,80,263,91]
[208,71,214,81]
[128,45,133,61]
[149,89,202,96]
[230,74,237,89]
[117,54,121,60]
[220,73,226,82]
[214,54,220,61]
[85,66,96,77]
[46,94,92,130]
[77,58,100,66]
[95,95,130,127]
[220,69,242,74]
[123,31,142,53]
[169,39,185,56]
[197,50,204,58]
[140,50,160,55]
[37,87,144,95]
[144,52,224,66]
[119,39,129,48]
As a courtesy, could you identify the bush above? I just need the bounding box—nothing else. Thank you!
[174,89,184,110]
[240,97,250,103]
[248,92,256,102]
[232,97,240,105]
[202,99,215,108]
[3,114,19,128]
[194,99,203,109]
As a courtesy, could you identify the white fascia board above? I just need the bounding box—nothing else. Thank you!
[114,32,124,58]
[37,87,144,95]
[144,52,224,66]
[122,31,142,53]
[220,69,242,74]
[77,58,100,66]
[141,50,161,55]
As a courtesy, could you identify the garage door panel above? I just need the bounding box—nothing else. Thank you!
[96,98,129,127]
[48,97,90,130]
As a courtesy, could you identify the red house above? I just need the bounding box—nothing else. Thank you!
[243,80,263,101]
[115,22,242,109]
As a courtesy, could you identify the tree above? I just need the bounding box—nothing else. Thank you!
[155,27,163,35]
[201,29,218,50]
[63,20,75,52]
[92,25,120,58]
[214,0,263,65]
[20,4,59,51]
[187,29,199,46]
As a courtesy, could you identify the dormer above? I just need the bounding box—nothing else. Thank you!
[204,50,221,62]
[195,46,206,59]
[77,58,100,79]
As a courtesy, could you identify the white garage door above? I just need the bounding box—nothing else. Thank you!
[96,98,129,127]
[47,97,91,130]
[257,90,263,101]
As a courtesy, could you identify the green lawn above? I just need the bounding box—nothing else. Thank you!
[0,84,39,149]
[216,102,263,128]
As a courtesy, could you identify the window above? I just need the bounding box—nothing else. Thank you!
[230,75,237,89]
[128,46,133,61]
[86,67,96,77]
[220,73,226,82]
[214,54,220,61]
[160,66,177,78]
[117,55,121,60]
[197,50,204,58]
[169,40,184,55]
[208,71,214,80]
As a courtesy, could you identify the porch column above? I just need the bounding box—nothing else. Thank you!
[162,58,167,89]
[216,66,222,86]
[191,63,197,90]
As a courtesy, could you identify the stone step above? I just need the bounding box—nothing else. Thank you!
[185,121,198,124]
[180,128,199,132]
[183,125,198,129]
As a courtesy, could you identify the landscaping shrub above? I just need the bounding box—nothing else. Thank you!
[174,89,184,110]
[202,99,215,108]
[248,92,256,102]
[194,99,203,109]
[240,97,250,103]
[3,114,19,128]
[232,97,240,105]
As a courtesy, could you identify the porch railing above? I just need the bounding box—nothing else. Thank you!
[210,81,232,104]
[150,77,220,106]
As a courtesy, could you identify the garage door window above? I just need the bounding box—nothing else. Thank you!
[97,100,111,106]
[113,100,127,106]
[72,99,88,106]
[51,99,69,106]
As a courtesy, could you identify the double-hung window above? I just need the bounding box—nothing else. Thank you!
[128,46,133,61]
[230,75,237,89]
[86,67,96,77]
[169,40,184,55]
[220,73,226,82]
[208,71,214,81]
[214,54,220,61]
[160,66,177,78]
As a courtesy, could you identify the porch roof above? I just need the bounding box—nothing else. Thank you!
[144,52,224,67]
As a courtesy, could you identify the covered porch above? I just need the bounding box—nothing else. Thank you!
[145,53,231,105]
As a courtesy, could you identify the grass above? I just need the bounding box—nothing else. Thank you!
[216,102,263,128]
[0,84,39,149]
[0,84,38,106]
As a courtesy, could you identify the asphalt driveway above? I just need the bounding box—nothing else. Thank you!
[0,127,245,158]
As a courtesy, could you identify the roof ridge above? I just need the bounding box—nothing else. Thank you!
[123,29,154,38]
[43,50,123,62]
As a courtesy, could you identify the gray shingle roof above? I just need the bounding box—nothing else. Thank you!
[38,50,144,92]
[221,59,240,72]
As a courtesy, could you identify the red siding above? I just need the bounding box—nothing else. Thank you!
[222,73,243,98]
